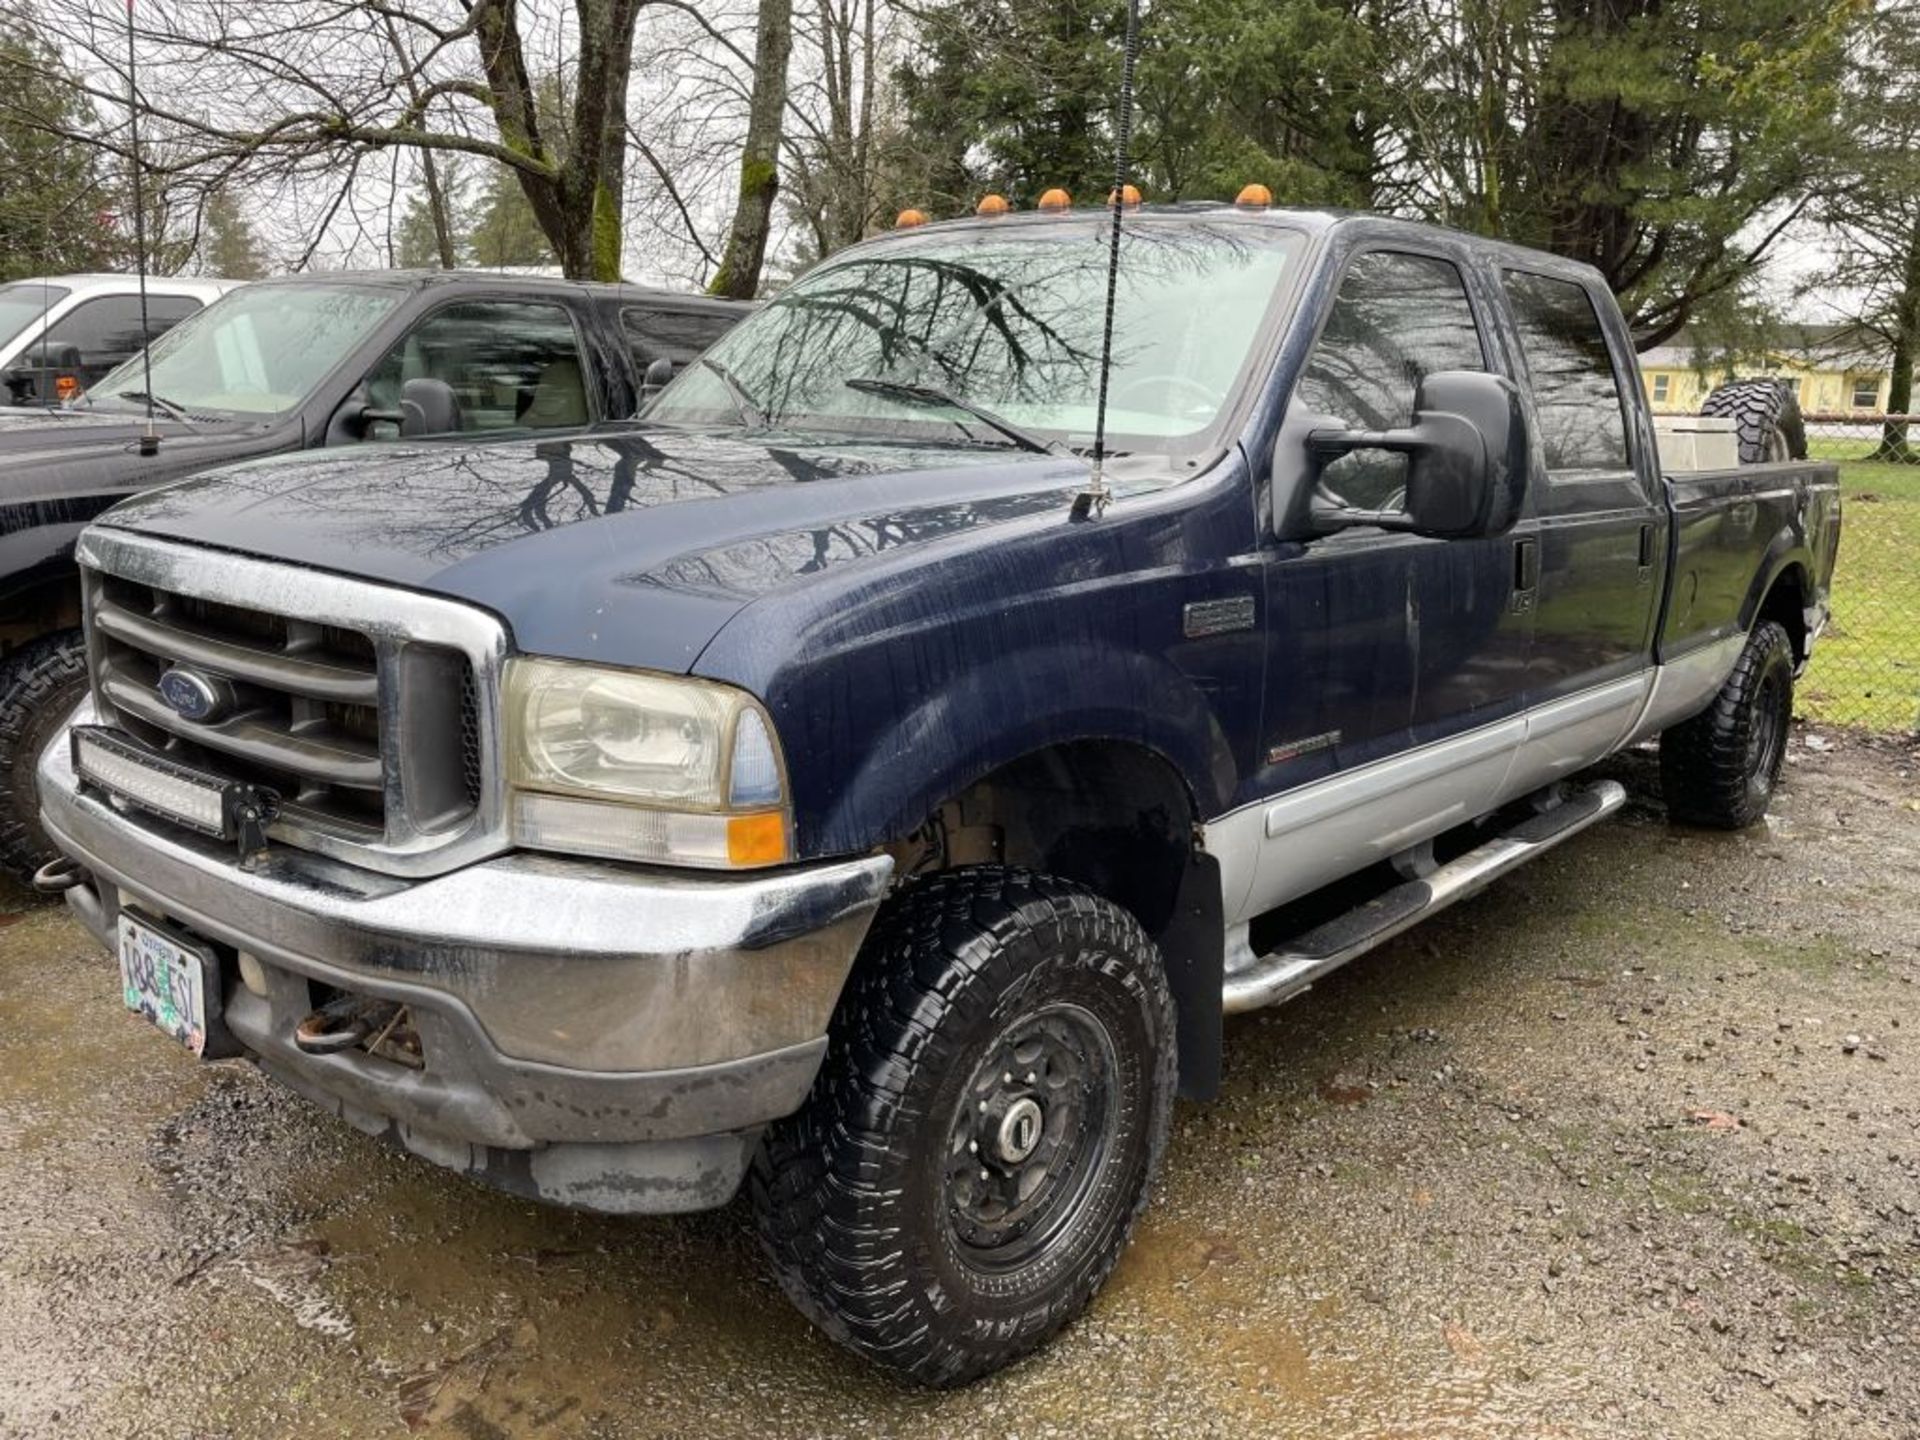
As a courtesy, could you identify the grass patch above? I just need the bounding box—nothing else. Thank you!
[1798,444,1920,732]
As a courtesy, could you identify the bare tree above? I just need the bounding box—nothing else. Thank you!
[13,0,650,279]
[710,0,794,296]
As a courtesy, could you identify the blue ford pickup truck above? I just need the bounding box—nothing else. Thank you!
[37,205,1839,1384]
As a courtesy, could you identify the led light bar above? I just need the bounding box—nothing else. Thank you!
[72,726,230,836]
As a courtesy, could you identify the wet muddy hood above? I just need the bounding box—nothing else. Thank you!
[95,426,1089,672]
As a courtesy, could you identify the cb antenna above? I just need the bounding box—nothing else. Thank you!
[1071,0,1143,523]
[125,0,158,455]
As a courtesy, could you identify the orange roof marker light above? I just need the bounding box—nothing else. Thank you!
[1235,182,1273,210]
[976,193,1010,216]
[895,207,928,228]
[1036,187,1072,213]
[1108,183,1143,210]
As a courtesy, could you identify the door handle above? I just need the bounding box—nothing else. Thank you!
[1511,536,1539,613]
[1637,523,1656,584]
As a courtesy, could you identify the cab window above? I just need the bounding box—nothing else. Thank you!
[1292,251,1489,509]
[1502,270,1632,477]
[364,301,590,435]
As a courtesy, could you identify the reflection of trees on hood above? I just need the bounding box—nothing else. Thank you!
[115,431,929,564]
[629,491,1063,602]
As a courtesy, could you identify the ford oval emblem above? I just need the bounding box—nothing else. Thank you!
[157,666,227,723]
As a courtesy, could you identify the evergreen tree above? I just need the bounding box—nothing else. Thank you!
[467,164,555,267]
[0,26,114,280]
[200,188,269,279]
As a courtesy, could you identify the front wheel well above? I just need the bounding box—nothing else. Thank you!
[887,740,1197,936]
[884,740,1224,1099]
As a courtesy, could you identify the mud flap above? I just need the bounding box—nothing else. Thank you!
[1154,846,1224,1101]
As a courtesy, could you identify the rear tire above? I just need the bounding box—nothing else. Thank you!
[1659,620,1794,829]
[0,630,89,885]
[1700,379,1808,465]
[750,866,1176,1386]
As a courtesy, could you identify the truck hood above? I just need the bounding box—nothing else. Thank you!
[97,425,1094,671]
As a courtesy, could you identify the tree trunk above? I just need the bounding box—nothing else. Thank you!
[420,152,457,269]
[1875,216,1920,464]
[711,0,794,299]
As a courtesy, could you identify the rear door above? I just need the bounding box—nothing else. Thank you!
[1496,266,1665,792]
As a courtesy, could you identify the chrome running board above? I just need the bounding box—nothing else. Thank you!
[1221,779,1627,1015]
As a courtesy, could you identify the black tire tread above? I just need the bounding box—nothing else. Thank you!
[750,866,1177,1386]
[0,629,88,885]
[1659,620,1794,829]
[1700,379,1808,465]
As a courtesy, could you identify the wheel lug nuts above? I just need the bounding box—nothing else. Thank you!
[979,1169,990,1181]
[1024,1071,1036,1083]
[968,1140,978,1153]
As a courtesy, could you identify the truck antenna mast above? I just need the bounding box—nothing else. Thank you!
[126,0,158,456]
[1070,0,1142,522]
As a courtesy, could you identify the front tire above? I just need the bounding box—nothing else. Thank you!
[1659,620,1794,829]
[751,867,1177,1386]
[0,630,89,885]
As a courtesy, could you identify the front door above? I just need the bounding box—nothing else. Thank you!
[1241,246,1536,918]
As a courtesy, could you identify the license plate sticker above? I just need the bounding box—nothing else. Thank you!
[118,913,210,1056]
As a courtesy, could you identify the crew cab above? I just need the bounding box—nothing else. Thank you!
[0,271,750,879]
[37,206,1839,1385]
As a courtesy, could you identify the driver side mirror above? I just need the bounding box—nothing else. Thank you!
[1283,371,1528,540]
[3,342,85,406]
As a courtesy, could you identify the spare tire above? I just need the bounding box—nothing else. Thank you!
[1700,378,1808,465]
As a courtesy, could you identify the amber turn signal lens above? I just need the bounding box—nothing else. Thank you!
[1108,183,1142,208]
[976,193,1010,216]
[1037,187,1072,212]
[896,208,928,228]
[1235,182,1273,209]
[726,811,789,866]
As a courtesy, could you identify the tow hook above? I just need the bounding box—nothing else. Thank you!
[31,856,89,894]
[295,994,403,1055]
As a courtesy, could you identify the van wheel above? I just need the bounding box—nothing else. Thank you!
[1659,620,1794,829]
[0,630,89,886]
[750,866,1176,1386]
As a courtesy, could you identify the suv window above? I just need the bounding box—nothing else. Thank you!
[44,293,201,373]
[622,305,733,372]
[365,300,590,435]
[1293,251,1487,508]
[1502,270,1631,474]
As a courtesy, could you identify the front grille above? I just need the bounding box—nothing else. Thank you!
[87,569,480,848]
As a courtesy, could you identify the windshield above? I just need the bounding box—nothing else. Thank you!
[87,283,400,417]
[643,217,1300,455]
[0,283,68,353]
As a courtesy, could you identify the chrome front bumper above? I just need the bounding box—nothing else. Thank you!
[40,705,893,1213]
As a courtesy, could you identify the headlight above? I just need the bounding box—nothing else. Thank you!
[504,657,790,868]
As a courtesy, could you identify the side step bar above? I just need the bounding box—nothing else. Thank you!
[1221,779,1627,1015]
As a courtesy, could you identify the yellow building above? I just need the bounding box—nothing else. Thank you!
[1640,325,1892,415]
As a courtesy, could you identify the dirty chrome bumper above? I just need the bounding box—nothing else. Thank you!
[39,707,892,1214]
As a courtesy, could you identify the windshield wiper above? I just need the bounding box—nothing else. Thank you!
[697,357,765,429]
[843,377,1058,456]
[114,389,192,423]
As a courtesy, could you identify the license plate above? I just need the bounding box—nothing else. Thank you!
[118,912,211,1056]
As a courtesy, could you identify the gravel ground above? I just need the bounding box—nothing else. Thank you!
[2,729,1916,1440]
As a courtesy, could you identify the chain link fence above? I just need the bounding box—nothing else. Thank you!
[1795,414,1919,734]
